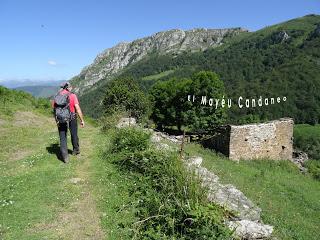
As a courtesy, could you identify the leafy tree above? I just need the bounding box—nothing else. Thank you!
[102,77,151,121]
[150,71,227,132]
[187,71,227,131]
[149,77,192,131]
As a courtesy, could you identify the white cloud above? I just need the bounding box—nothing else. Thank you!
[48,60,57,66]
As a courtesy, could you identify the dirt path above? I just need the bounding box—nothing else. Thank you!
[36,126,105,240]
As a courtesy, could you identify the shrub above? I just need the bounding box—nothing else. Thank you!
[108,127,232,239]
[99,109,128,132]
[305,160,320,180]
[111,127,151,153]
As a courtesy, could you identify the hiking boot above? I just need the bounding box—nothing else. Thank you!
[60,151,69,163]
[72,149,80,156]
[63,155,69,163]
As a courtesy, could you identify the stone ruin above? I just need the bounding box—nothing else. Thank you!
[147,129,274,239]
[203,118,294,161]
[117,120,275,239]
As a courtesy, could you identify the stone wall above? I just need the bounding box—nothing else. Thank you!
[204,118,294,161]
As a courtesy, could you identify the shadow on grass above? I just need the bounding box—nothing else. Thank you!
[46,143,72,162]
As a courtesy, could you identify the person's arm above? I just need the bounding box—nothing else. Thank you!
[51,99,55,108]
[75,104,85,127]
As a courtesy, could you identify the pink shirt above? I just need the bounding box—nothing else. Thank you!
[53,89,79,113]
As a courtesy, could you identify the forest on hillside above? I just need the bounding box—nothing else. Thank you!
[78,15,320,127]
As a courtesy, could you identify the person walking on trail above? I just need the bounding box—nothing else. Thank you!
[52,82,85,163]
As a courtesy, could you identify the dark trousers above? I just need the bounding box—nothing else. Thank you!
[58,118,79,158]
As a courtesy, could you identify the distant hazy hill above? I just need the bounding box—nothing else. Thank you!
[0,80,64,98]
[0,79,64,89]
[14,85,59,98]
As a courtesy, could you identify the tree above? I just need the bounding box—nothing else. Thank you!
[150,71,227,132]
[187,71,227,131]
[103,77,151,121]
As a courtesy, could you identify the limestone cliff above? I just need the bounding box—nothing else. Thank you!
[71,28,248,93]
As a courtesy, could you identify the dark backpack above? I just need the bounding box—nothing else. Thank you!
[54,91,71,124]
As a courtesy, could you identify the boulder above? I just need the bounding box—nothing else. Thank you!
[227,220,273,239]
[207,183,261,221]
[292,150,308,172]
[185,156,203,167]
[116,117,136,128]
[186,156,261,221]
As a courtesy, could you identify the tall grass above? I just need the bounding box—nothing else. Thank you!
[105,127,232,239]
[185,143,320,240]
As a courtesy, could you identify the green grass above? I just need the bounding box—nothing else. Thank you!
[0,117,81,239]
[103,127,232,239]
[2,86,320,239]
[0,110,137,239]
[141,70,175,81]
[0,86,51,118]
[90,130,136,240]
[185,143,320,240]
[0,87,138,239]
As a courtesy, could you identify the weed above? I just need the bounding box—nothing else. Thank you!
[106,128,232,239]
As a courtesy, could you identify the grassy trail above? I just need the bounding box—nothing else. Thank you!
[0,112,106,239]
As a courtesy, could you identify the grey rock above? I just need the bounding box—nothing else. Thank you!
[193,166,220,185]
[151,130,183,144]
[292,150,308,172]
[116,117,136,128]
[208,183,261,221]
[227,220,273,239]
[272,31,290,43]
[186,157,261,221]
[185,156,203,167]
[71,28,248,93]
[155,142,172,151]
[151,133,162,143]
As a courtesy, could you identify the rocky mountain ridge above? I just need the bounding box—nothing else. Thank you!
[71,27,248,93]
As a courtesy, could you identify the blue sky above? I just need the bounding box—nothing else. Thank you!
[0,0,319,82]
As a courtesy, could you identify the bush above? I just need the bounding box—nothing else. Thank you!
[99,109,128,132]
[305,160,320,180]
[111,127,151,153]
[108,127,232,239]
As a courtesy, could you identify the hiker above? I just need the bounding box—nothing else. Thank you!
[52,82,85,163]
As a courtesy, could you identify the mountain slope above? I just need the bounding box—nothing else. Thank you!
[76,14,320,123]
[70,28,248,93]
